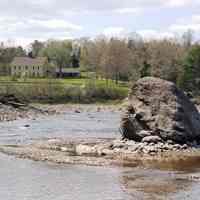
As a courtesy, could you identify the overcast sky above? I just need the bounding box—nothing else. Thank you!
[0,0,200,46]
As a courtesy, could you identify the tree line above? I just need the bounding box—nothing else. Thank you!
[80,31,200,95]
[0,30,200,95]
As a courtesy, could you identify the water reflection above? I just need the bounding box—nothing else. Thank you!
[142,156,200,172]
[0,153,132,200]
[121,156,200,200]
[122,169,193,199]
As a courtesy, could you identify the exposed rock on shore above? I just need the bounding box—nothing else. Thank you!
[0,94,50,122]
[1,138,200,167]
[120,77,200,144]
[0,94,27,108]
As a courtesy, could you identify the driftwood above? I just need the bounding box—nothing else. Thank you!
[0,94,27,108]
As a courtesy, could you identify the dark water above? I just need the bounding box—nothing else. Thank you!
[1,110,200,200]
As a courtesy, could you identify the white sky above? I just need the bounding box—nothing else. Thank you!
[0,0,200,47]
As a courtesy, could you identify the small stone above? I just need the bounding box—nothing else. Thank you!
[142,136,163,143]
[125,140,136,146]
[167,140,174,145]
[128,144,138,152]
[112,140,125,149]
[137,130,152,138]
[75,144,97,155]
[181,144,188,150]
[101,149,113,156]
[75,110,81,113]
[24,124,30,128]
[114,148,122,153]
[60,147,68,152]
[162,144,170,150]
[143,146,157,154]
[173,144,181,150]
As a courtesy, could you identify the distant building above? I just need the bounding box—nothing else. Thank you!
[11,57,50,77]
[55,68,80,78]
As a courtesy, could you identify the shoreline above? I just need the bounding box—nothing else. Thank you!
[0,103,124,122]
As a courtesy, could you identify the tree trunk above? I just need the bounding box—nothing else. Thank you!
[59,65,62,78]
[115,72,119,85]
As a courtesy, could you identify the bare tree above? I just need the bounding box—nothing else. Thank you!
[80,36,107,78]
[147,39,185,83]
[100,38,131,84]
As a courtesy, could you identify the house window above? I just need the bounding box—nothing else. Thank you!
[38,66,40,70]
[33,66,35,70]
[25,66,28,70]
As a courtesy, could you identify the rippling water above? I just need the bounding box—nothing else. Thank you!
[0,153,132,200]
[1,110,200,200]
[0,110,120,145]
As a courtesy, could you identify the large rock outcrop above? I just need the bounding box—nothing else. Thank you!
[120,77,200,144]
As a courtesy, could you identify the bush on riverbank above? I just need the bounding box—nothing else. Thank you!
[0,79,128,103]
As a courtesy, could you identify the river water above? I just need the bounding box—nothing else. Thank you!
[0,110,200,200]
[0,111,120,145]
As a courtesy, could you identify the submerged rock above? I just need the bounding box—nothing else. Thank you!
[120,77,200,144]
[24,124,30,128]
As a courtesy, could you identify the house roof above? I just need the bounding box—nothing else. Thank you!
[11,57,47,66]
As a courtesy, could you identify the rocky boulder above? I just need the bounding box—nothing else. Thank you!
[120,77,200,144]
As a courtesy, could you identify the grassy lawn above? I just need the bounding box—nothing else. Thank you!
[0,76,129,86]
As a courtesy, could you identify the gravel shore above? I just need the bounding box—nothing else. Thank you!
[1,138,200,168]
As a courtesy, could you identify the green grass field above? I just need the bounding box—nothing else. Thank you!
[0,76,129,90]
